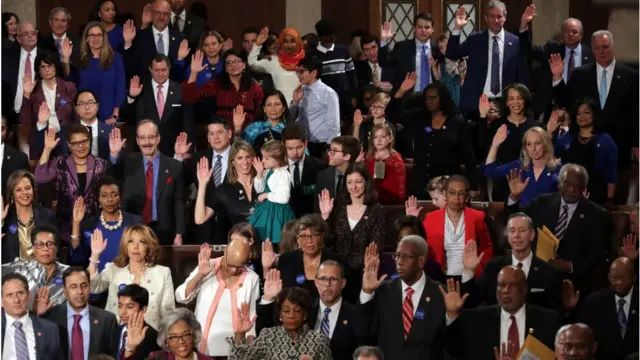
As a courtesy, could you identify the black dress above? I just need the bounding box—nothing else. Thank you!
[205,181,258,244]
[561,136,606,204]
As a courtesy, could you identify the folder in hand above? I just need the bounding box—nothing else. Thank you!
[535,226,560,262]
[516,334,555,360]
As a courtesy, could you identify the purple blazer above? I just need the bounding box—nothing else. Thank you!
[19,77,78,159]
[34,155,109,243]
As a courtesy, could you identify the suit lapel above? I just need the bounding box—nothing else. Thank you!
[586,64,603,108]
[390,279,405,344]
[65,156,80,193]
[32,315,46,359]
[480,31,490,72]
[463,207,476,242]
[406,282,431,343]
[606,63,625,110]
[88,307,100,355]
[546,195,562,230]
[156,155,169,202]
[144,84,161,122]
[503,33,516,78]
[160,81,176,122]
[85,156,96,195]
[168,31,179,58]
[331,302,350,346]
[564,198,585,239]
[182,14,192,36]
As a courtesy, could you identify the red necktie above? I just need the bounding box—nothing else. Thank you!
[71,314,84,360]
[508,315,520,352]
[24,53,32,81]
[402,287,415,340]
[567,50,575,79]
[142,161,154,224]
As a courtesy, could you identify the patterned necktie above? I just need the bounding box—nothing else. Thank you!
[156,33,165,55]
[293,161,301,188]
[142,161,154,224]
[118,330,128,360]
[156,84,165,119]
[618,298,627,338]
[71,314,84,360]
[420,45,430,91]
[173,16,182,32]
[213,155,223,186]
[508,315,520,351]
[490,36,501,96]
[320,308,331,337]
[13,322,29,360]
[599,69,608,109]
[372,63,380,86]
[555,204,569,241]
[567,50,575,79]
[25,52,32,81]
[402,287,415,340]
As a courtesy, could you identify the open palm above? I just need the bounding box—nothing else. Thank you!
[439,278,468,315]
[90,229,107,256]
[235,302,256,334]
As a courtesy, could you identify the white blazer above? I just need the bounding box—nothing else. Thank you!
[90,263,175,330]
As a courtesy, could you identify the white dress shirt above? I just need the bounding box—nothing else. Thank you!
[414,39,432,93]
[42,83,61,132]
[360,271,427,315]
[563,44,583,82]
[444,212,466,276]
[170,10,186,32]
[1,143,5,171]
[483,29,505,98]
[288,155,305,185]
[118,325,127,351]
[80,119,100,157]
[152,26,170,56]
[247,45,300,104]
[14,47,38,113]
[151,78,169,112]
[253,167,293,204]
[512,251,533,278]
[596,60,616,104]
[615,286,633,321]
[212,146,230,184]
[3,313,37,360]
[314,298,342,339]
[559,198,579,227]
[499,305,526,350]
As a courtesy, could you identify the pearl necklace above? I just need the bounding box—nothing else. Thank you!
[126,263,148,284]
[100,210,123,231]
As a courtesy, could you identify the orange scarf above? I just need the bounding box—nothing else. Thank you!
[278,28,305,71]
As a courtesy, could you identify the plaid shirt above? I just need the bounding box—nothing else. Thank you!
[1,259,69,308]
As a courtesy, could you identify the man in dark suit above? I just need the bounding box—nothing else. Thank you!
[446,2,529,114]
[110,120,185,245]
[519,16,593,118]
[2,273,63,360]
[314,135,360,213]
[40,267,119,360]
[123,0,187,83]
[443,266,561,359]
[355,33,393,91]
[461,212,563,312]
[120,54,194,157]
[551,30,639,169]
[170,0,206,51]
[37,7,80,65]
[1,116,29,197]
[283,124,327,218]
[506,163,611,295]
[116,284,161,360]
[354,235,446,359]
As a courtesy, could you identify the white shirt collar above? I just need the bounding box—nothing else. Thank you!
[560,197,579,210]
[288,154,305,167]
[401,271,426,296]
[565,43,581,57]
[152,78,168,90]
[172,9,186,21]
[213,145,230,158]
[512,251,533,276]
[319,297,342,315]
[5,312,30,325]
[53,33,67,41]
[501,304,526,323]
[596,60,616,75]
[415,38,430,48]
[152,26,169,38]
[489,28,505,41]
[317,43,335,53]
[66,302,90,319]
[81,118,98,127]
[615,286,633,306]
[21,46,37,57]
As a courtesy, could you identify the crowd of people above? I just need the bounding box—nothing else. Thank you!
[1,0,639,359]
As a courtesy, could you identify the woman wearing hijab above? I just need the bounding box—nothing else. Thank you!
[248,27,305,104]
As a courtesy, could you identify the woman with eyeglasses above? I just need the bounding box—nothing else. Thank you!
[149,308,215,360]
[35,125,110,244]
[19,51,77,160]
[62,21,125,125]
[90,0,124,52]
[406,175,493,279]
[241,89,289,154]
[184,48,264,127]
[1,171,55,264]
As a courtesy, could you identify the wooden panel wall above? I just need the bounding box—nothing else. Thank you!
[322,0,370,44]
[569,0,611,39]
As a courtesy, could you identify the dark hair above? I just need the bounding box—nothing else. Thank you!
[353,346,384,360]
[34,52,60,80]
[343,163,378,206]
[242,27,260,37]
[318,259,345,279]
[30,224,59,245]
[258,89,290,122]
[569,97,602,134]
[208,114,231,131]
[275,287,313,324]
[260,32,279,57]
[94,175,121,198]
[423,82,458,117]
[297,56,323,78]
[331,135,361,163]
[117,284,150,308]
[359,33,380,49]
[67,123,91,141]
[414,12,434,25]
[2,272,28,292]
[350,30,366,41]
[444,174,470,192]
[2,12,19,39]
[301,33,319,47]
[282,123,308,142]
[150,53,171,69]
[298,213,327,236]
[6,170,37,204]
[219,49,254,92]
[314,19,335,37]
[90,0,118,22]
[501,83,534,119]
[74,89,100,104]
[393,215,427,242]
[62,266,90,286]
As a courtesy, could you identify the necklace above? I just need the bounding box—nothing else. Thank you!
[126,263,148,284]
[16,210,34,227]
[100,210,123,231]
[74,160,87,166]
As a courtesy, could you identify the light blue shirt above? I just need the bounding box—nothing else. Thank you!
[414,39,431,93]
[291,79,340,144]
[143,153,161,221]
[66,303,90,360]
[563,44,582,82]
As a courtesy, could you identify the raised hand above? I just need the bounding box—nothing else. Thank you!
[233,105,246,132]
[235,302,257,334]
[405,195,423,217]
[454,6,468,30]
[506,168,530,201]
[1,196,10,223]
[439,278,468,317]
[198,243,213,277]
[43,128,60,151]
[109,127,126,156]
[621,234,638,260]
[126,311,149,350]
[380,22,395,42]
[362,256,387,294]
[364,242,379,269]
[353,109,364,127]
[90,228,107,257]
[141,4,153,26]
[399,72,417,92]
[196,156,213,185]
[129,75,144,98]
[177,39,190,61]
[261,239,277,271]
[562,279,580,310]
[190,50,206,75]
[174,132,192,157]
[318,189,334,220]
[520,4,537,29]
[222,38,233,52]
[263,268,283,301]
[72,196,85,224]
[123,20,137,44]
[462,240,484,272]
[356,148,365,163]
[478,94,491,118]
[256,27,270,46]
[23,77,36,97]
[547,110,562,134]
[494,341,518,360]
[34,287,54,316]
[491,124,508,148]
[549,53,564,82]
[292,84,304,104]
[252,157,265,177]
[37,102,50,125]
[61,38,73,61]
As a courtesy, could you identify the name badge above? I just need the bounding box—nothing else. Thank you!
[55,277,63,286]
[118,283,127,291]
[390,273,399,280]
[564,143,570,150]
[414,309,425,320]
[8,224,17,234]
[295,275,305,284]
[247,263,255,271]
[83,231,93,239]
[59,99,67,105]
[424,126,433,134]
[506,130,511,136]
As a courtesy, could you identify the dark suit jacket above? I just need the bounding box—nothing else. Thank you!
[553,62,639,165]
[354,60,394,89]
[113,152,185,245]
[1,204,56,264]
[353,276,446,359]
[120,79,194,157]
[171,11,206,51]
[1,311,63,360]
[115,322,161,360]
[276,249,347,300]
[507,193,611,294]
[1,145,29,197]
[37,33,80,63]
[447,304,561,359]
[290,155,327,218]
[446,30,529,113]
[382,38,440,95]
[314,166,344,213]
[42,303,119,360]
[579,287,639,360]
[462,253,563,312]
[123,27,185,83]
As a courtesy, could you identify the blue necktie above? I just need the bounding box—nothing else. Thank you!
[599,70,608,109]
[320,308,331,337]
[618,298,627,338]
[13,322,29,360]
[420,45,430,92]
[157,33,165,55]
[490,36,501,96]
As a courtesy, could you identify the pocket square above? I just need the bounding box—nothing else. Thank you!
[530,288,545,293]
[172,104,182,107]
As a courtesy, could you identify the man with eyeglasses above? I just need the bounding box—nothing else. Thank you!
[115,284,161,360]
[314,135,361,213]
[1,225,69,310]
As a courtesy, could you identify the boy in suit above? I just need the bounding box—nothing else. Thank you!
[314,136,360,213]
[116,284,161,360]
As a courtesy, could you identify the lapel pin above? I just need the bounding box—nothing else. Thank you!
[584,57,588,60]
[533,266,538,271]
[426,297,431,302]
[364,216,368,220]
[508,42,512,46]
[580,214,584,219]
[165,169,169,173]
[442,126,447,130]
[171,37,175,41]
[529,328,534,334]
[101,129,104,133]
[632,310,636,315]
[617,75,620,79]
[239,190,243,194]
[343,320,348,325]
[6,156,10,160]
[188,21,191,24]
[147,279,151,283]
[57,94,60,97]
[170,91,174,95]
[239,283,243,288]
[37,332,42,337]
[94,320,99,324]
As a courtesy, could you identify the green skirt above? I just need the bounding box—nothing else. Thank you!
[248,200,295,244]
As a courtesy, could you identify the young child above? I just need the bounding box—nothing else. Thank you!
[427,175,449,209]
[248,140,296,245]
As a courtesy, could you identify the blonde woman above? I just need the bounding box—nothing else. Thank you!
[352,92,396,152]
[61,21,125,124]
[186,30,225,86]
[87,223,175,330]
[484,126,562,205]
[365,124,406,203]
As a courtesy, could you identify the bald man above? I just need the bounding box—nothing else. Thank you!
[175,240,260,357]
[573,257,638,360]
[562,323,597,360]
[443,266,560,359]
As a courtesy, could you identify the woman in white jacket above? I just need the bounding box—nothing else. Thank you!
[87,223,175,330]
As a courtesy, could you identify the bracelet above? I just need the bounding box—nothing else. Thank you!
[89,259,100,266]
[125,346,135,353]
[70,235,79,240]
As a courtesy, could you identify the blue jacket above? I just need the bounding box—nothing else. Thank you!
[554,132,618,184]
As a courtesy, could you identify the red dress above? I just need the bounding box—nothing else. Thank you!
[365,152,406,203]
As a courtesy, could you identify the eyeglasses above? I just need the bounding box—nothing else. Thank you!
[167,332,193,343]
[136,135,158,142]
[392,253,418,262]
[446,190,467,198]
[86,34,103,39]
[39,64,56,71]
[33,241,57,249]
[226,263,246,271]
[18,31,38,37]
[225,59,243,65]
[76,101,97,107]
[69,139,90,148]
[316,276,342,285]
[326,148,344,155]
[297,233,322,241]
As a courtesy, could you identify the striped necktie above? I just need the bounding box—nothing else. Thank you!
[555,204,569,241]
[403,287,415,340]
[213,155,223,186]
[13,321,29,360]
[320,308,331,337]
